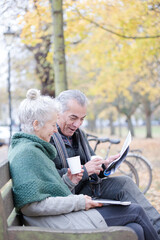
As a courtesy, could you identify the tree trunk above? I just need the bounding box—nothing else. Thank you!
[127,116,134,137]
[109,112,115,135]
[143,99,152,138]
[99,119,103,134]
[146,114,152,138]
[118,113,122,137]
[26,36,55,97]
[88,119,97,133]
[50,0,67,96]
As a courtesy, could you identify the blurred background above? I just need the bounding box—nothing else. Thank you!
[0,0,160,143]
[0,0,160,211]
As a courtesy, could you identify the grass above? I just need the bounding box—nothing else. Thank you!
[85,125,160,139]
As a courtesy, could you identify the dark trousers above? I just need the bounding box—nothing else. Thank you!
[96,203,159,240]
[78,175,160,238]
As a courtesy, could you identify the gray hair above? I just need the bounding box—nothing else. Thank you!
[56,89,88,113]
[18,89,59,134]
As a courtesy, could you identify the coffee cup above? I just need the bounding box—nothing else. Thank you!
[67,156,81,174]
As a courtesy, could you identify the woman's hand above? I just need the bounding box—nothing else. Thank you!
[84,195,102,210]
[67,167,84,184]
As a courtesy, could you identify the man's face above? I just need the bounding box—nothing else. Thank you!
[57,99,87,137]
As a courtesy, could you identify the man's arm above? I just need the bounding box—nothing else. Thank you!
[82,131,120,177]
[50,134,92,184]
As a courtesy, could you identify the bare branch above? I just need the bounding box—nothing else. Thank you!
[75,9,160,40]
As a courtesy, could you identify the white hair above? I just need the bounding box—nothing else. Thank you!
[56,89,88,113]
[18,89,59,134]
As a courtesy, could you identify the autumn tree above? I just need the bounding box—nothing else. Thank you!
[64,0,160,137]
[26,35,55,96]
[19,0,55,96]
[15,0,160,137]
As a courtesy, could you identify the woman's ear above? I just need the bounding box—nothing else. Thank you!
[33,120,39,131]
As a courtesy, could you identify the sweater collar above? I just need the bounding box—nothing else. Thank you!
[10,132,57,160]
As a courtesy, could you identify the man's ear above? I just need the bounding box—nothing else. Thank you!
[56,113,61,123]
[33,120,39,131]
[57,113,60,120]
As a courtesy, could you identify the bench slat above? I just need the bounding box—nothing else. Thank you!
[0,179,12,199]
[8,226,138,240]
[1,181,15,220]
[0,194,8,240]
[7,208,17,227]
[0,159,10,189]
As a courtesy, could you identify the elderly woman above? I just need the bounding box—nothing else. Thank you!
[9,89,159,240]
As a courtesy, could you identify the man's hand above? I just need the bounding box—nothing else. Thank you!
[85,156,105,176]
[84,195,102,210]
[104,154,120,168]
[67,167,84,184]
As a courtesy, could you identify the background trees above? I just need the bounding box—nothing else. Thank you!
[63,0,160,138]
[0,0,160,137]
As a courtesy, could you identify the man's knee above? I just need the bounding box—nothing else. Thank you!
[108,176,140,200]
[116,175,135,185]
[99,175,136,199]
[114,175,139,191]
[129,203,145,214]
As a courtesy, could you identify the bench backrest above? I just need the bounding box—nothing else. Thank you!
[0,158,22,240]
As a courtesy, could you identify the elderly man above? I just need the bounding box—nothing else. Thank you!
[50,89,160,237]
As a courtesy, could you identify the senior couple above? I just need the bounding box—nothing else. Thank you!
[9,89,160,240]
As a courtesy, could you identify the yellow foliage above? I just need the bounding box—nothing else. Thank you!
[18,0,52,46]
[46,51,53,64]
[18,0,160,108]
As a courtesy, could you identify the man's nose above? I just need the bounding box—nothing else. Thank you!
[73,120,82,128]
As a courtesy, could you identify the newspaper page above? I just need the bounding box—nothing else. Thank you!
[104,131,132,176]
[92,198,131,206]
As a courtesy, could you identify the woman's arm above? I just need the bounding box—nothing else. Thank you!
[62,172,76,191]
[21,194,86,217]
[21,194,102,217]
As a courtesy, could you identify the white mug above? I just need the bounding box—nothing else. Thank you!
[67,156,81,174]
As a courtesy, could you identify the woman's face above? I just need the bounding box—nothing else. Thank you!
[34,113,57,142]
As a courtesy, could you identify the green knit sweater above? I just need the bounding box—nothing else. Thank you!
[9,132,71,210]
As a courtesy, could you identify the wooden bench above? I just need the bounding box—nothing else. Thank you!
[0,158,138,240]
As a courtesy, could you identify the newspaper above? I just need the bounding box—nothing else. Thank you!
[92,198,131,206]
[104,131,132,176]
